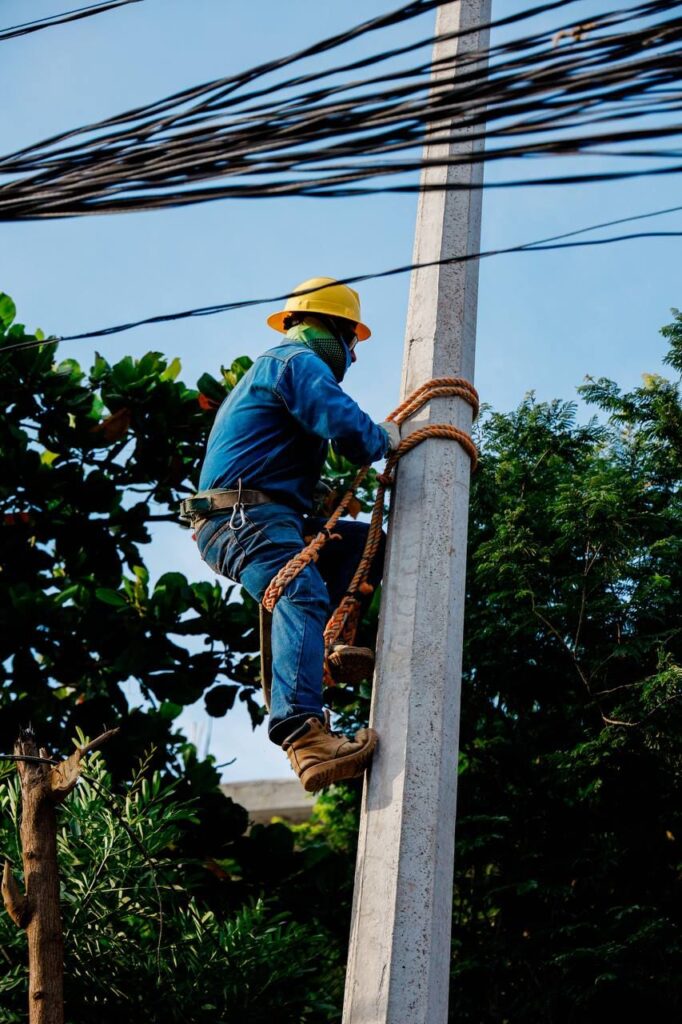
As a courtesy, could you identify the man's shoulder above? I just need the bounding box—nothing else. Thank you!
[257,343,332,389]
[258,342,316,366]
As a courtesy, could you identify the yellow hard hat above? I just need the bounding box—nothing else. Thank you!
[266,276,371,341]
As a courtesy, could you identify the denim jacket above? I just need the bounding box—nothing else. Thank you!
[198,341,389,512]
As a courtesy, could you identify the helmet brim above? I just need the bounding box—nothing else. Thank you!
[266,310,371,341]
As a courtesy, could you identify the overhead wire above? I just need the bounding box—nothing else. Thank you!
[1,202,680,353]
[0,0,143,41]
[1,1,681,216]
[1,2,680,352]
[0,0,575,158]
[0,0,456,162]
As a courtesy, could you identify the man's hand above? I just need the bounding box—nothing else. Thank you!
[379,420,401,453]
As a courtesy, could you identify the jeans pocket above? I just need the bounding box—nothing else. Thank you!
[240,505,304,548]
[196,516,247,581]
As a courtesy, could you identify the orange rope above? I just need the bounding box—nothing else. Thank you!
[261,377,479,677]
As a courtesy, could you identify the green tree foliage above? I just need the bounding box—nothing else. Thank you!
[278,312,682,1022]
[3,289,682,1021]
[450,312,682,1021]
[0,748,335,1023]
[0,293,369,1021]
[0,293,265,771]
[0,293,376,769]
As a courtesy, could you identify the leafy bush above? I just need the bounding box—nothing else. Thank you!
[4,288,682,1021]
[0,293,264,786]
[0,747,335,1023]
[449,312,682,1021]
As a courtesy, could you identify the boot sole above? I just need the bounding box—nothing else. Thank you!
[299,730,378,793]
[327,647,375,685]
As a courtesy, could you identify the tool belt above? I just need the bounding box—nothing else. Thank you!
[179,486,272,524]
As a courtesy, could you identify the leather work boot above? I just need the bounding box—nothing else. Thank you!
[282,717,378,793]
[327,644,375,685]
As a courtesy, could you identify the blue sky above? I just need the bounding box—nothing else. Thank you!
[2,0,681,779]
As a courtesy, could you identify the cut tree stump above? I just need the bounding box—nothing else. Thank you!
[2,726,118,1024]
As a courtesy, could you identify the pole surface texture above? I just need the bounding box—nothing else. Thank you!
[342,3,491,1022]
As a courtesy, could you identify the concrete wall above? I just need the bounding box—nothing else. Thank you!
[221,778,317,825]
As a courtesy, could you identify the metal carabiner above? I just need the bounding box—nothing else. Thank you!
[229,478,246,530]
[229,503,245,530]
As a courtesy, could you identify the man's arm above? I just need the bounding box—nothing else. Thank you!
[275,350,390,464]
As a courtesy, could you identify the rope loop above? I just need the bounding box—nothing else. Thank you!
[261,378,479,642]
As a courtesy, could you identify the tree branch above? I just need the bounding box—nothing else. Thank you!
[531,598,592,695]
[603,692,682,728]
[49,727,119,803]
[2,861,30,928]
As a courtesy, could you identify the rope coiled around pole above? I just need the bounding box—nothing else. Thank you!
[261,376,479,683]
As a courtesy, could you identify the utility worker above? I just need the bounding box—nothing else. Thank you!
[187,277,400,792]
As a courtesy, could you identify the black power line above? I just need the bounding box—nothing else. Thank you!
[1,202,680,353]
[1,1,681,218]
[0,0,143,41]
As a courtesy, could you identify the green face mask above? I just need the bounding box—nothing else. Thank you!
[285,318,351,382]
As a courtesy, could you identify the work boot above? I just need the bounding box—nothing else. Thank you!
[327,644,375,685]
[282,716,378,793]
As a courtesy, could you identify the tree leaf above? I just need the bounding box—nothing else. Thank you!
[95,588,128,607]
[204,685,238,717]
[161,356,182,382]
[0,293,16,331]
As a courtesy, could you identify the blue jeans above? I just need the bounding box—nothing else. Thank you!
[195,502,385,745]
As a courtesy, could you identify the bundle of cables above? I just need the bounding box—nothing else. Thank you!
[0,0,681,219]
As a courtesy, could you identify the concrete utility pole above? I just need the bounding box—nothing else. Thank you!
[342,3,491,1022]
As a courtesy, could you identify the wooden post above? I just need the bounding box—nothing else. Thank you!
[2,726,118,1024]
[342,2,491,1022]
[4,730,65,1023]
